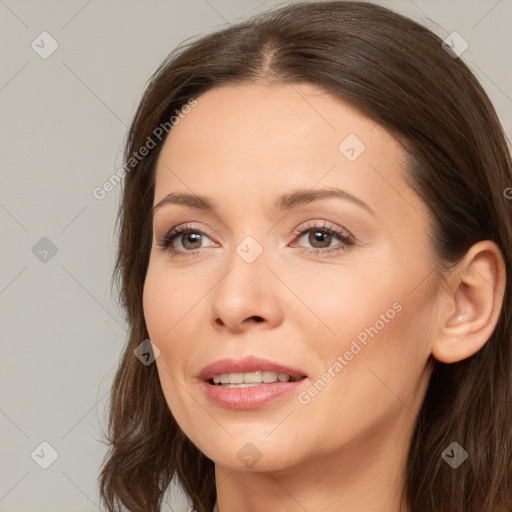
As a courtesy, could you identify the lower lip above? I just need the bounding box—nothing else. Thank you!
[201,379,308,409]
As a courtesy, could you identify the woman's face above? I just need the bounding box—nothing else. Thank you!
[143,82,442,472]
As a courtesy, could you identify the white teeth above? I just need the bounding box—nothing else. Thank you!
[212,370,297,385]
[244,371,262,383]
[262,371,278,383]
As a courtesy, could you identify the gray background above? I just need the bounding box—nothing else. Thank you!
[1,0,511,511]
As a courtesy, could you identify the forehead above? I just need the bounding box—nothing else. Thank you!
[153,82,423,225]
[156,82,388,170]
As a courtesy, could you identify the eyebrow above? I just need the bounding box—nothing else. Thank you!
[152,187,377,217]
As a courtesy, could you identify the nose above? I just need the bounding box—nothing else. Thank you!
[209,241,284,334]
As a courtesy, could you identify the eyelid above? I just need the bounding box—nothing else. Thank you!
[291,220,353,240]
[156,223,217,250]
[290,221,355,256]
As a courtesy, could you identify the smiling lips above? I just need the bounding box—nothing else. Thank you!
[198,356,308,409]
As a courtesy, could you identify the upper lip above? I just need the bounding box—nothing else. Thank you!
[198,356,308,382]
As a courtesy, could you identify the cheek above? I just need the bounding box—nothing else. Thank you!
[283,243,401,338]
[143,271,169,342]
[293,260,435,389]
[333,274,436,406]
[143,268,200,424]
[295,280,435,451]
[142,268,197,400]
[286,264,402,352]
[143,264,201,343]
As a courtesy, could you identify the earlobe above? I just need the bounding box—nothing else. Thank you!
[432,241,506,364]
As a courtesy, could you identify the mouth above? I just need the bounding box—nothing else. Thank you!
[198,356,309,409]
[198,355,308,384]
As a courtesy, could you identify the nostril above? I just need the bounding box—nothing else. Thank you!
[252,316,264,322]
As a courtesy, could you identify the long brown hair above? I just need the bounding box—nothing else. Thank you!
[98,2,512,511]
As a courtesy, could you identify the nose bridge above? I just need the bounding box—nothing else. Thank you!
[209,229,282,330]
[219,231,269,300]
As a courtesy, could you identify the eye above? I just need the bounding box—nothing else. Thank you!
[156,223,216,256]
[291,221,355,256]
[156,221,355,258]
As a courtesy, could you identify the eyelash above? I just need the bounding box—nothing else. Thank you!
[156,221,355,258]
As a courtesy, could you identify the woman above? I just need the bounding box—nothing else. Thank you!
[98,1,512,511]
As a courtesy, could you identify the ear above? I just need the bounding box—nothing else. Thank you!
[432,240,506,364]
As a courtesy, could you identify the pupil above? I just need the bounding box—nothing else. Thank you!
[309,230,331,248]
[184,232,201,249]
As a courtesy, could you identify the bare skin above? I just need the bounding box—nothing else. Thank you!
[142,82,506,512]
